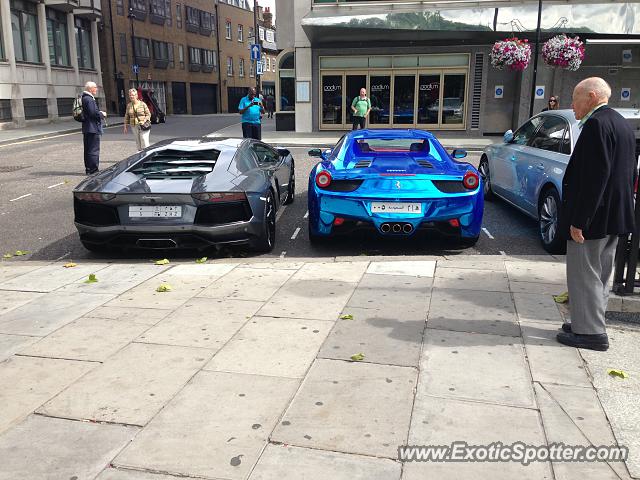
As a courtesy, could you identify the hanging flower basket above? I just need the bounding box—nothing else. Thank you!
[490,37,531,72]
[542,34,585,71]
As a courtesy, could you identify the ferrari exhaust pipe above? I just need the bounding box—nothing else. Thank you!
[381,223,391,233]
[392,223,402,233]
[403,223,413,234]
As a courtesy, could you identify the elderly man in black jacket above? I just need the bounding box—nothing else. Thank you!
[81,81,106,175]
[558,77,637,351]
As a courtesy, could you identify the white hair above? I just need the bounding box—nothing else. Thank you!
[128,88,138,96]
[576,77,611,101]
[84,81,97,90]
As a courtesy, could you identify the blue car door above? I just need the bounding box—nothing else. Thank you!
[514,115,571,216]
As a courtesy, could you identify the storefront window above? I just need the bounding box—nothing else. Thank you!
[280,77,295,111]
[393,75,415,124]
[369,75,390,124]
[417,74,440,124]
[442,74,465,125]
[345,75,366,126]
[322,75,342,124]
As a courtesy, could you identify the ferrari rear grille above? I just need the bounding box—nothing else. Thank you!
[354,160,372,168]
[324,179,364,192]
[74,199,120,226]
[432,180,467,194]
[194,201,252,225]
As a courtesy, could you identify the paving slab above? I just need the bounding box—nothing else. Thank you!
[420,329,535,408]
[114,370,299,480]
[237,261,304,270]
[366,260,435,277]
[291,261,368,283]
[0,262,52,283]
[272,358,417,458]
[513,293,563,323]
[83,306,170,325]
[427,289,519,336]
[0,333,39,362]
[0,291,114,336]
[198,267,295,302]
[534,383,629,480]
[104,274,220,310]
[436,258,506,271]
[345,273,431,311]
[204,316,331,378]
[505,261,566,285]
[59,263,170,295]
[257,279,357,321]
[20,316,149,362]
[432,267,510,292]
[318,306,425,367]
[404,396,552,480]
[138,297,262,350]
[166,263,237,277]
[520,322,590,387]
[97,468,200,479]
[510,281,568,295]
[0,263,110,292]
[39,342,211,426]
[0,355,95,434]
[249,444,401,479]
[0,290,43,316]
[0,415,138,480]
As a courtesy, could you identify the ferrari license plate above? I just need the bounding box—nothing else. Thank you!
[371,202,422,214]
[129,205,182,218]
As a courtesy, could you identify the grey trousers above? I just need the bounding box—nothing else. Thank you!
[566,235,618,335]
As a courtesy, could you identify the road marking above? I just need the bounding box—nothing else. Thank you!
[47,182,65,189]
[499,250,507,256]
[9,193,32,202]
[55,252,71,261]
[276,205,286,221]
[291,227,301,240]
[303,210,309,219]
[482,227,495,240]
[0,123,121,148]
[279,251,287,258]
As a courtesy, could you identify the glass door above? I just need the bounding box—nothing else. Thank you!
[416,73,441,127]
[441,72,467,129]
[369,74,391,126]
[345,74,367,128]
[392,75,416,126]
[321,74,343,128]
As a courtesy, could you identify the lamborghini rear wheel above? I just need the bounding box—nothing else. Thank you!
[251,191,276,252]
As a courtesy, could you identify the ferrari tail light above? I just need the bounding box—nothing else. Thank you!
[449,218,460,227]
[74,192,115,202]
[192,192,247,202]
[315,171,332,188]
[334,217,345,226]
[463,171,479,190]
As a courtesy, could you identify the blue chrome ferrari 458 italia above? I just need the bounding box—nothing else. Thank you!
[307,129,483,246]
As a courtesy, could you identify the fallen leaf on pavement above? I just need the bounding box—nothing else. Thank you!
[350,353,365,362]
[155,258,170,265]
[553,291,569,304]
[607,369,629,379]
[84,274,98,283]
[63,262,77,268]
[340,314,354,320]
[14,250,29,256]
[3,253,13,259]
[156,283,172,292]
[196,257,208,264]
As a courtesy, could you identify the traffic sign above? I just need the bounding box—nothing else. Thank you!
[132,64,139,74]
[256,61,263,76]
[250,44,261,62]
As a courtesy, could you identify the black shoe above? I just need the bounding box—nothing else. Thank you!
[556,332,609,351]
[561,323,572,333]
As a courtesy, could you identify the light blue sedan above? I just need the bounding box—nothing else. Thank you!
[480,109,640,254]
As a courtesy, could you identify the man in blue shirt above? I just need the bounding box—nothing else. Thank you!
[238,87,265,140]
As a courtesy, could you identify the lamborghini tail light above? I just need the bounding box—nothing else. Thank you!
[192,192,247,202]
[74,192,115,202]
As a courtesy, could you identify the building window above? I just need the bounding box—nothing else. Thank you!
[178,44,184,69]
[153,40,169,68]
[165,0,172,26]
[200,11,213,36]
[202,48,215,72]
[11,0,41,63]
[46,8,70,67]
[23,98,48,120]
[176,3,182,28]
[248,26,254,42]
[239,58,244,77]
[226,56,233,76]
[168,42,174,68]
[225,21,231,40]
[119,33,128,64]
[149,0,167,24]
[75,17,93,69]
[0,100,12,121]
[237,24,243,42]
[132,36,150,67]
[272,57,276,74]
[116,0,124,15]
[249,61,254,77]
[185,6,198,32]
[131,0,146,13]
[188,46,201,71]
[266,56,270,72]
[0,24,4,60]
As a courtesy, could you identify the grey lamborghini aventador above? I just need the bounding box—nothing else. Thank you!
[73,137,295,252]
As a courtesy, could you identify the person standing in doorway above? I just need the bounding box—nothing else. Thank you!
[542,95,560,112]
[238,87,264,140]
[351,87,371,130]
[265,93,275,119]
[81,81,105,175]
[557,77,637,351]
[123,88,151,151]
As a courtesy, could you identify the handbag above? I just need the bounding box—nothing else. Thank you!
[134,104,151,131]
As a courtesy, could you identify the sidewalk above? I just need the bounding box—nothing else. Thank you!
[0,255,638,479]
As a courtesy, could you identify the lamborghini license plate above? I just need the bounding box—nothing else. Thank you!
[129,205,182,218]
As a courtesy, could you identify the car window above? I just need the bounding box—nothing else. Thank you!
[512,117,543,145]
[530,116,569,153]
[561,128,571,155]
[252,144,279,165]
[332,135,346,159]
[233,147,258,173]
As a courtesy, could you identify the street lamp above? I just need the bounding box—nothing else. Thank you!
[128,7,139,86]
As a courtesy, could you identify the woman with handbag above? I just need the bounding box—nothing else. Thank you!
[123,88,151,151]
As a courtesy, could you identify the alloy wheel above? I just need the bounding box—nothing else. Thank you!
[540,193,558,245]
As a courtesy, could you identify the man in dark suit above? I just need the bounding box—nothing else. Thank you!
[558,77,637,351]
[81,81,105,175]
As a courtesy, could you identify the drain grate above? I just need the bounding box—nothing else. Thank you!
[0,165,30,173]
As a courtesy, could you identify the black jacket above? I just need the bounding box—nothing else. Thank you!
[81,92,103,135]
[561,105,637,240]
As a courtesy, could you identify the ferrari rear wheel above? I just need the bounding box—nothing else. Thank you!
[284,162,295,205]
[251,190,276,252]
[478,156,494,201]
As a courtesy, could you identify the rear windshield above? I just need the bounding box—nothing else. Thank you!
[353,138,445,162]
[129,149,220,176]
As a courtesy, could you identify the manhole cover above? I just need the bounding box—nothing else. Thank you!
[0,165,30,173]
